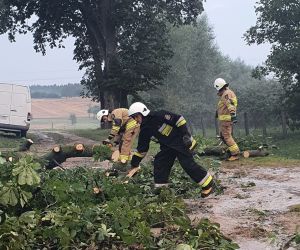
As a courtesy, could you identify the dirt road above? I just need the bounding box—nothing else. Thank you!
[188,164,300,250]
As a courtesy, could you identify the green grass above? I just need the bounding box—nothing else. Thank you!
[31,117,100,130]
[67,128,109,141]
[0,133,23,149]
[234,156,300,167]
[272,132,300,159]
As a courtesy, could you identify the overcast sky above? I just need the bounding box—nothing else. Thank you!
[0,0,270,86]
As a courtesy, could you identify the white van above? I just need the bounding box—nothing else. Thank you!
[0,83,31,137]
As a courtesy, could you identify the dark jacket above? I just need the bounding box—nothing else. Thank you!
[131,110,194,167]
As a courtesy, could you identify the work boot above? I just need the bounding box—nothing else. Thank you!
[227,155,239,161]
[201,180,216,198]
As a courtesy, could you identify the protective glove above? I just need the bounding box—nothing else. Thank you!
[230,113,237,124]
[126,166,140,178]
[119,154,130,164]
[215,110,218,119]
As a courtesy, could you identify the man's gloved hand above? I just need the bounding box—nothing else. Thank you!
[119,155,130,164]
[126,166,140,178]
[230,113,237,124]
[215,110,218,119]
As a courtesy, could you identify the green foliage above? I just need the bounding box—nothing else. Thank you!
[0,156,238,249]
[68,128,108,141]
[140,17,280,131]
[30,84,83,98]
[140,17,222,124]
[0,0,204,108]
[93,145,112,162]
[0,133,24,148]
[0,156,40,208]
[245,0,300,126]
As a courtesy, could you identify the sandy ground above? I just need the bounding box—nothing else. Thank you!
[30,131,300,250]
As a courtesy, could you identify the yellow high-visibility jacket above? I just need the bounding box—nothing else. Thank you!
[107,108,140,160]
[217,88,238,122]
[108,108,130,136]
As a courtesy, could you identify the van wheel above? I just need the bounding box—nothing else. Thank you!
[20,130,27,138]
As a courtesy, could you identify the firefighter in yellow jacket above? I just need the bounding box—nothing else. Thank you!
[214,78,240,161]
[97,108,140,163]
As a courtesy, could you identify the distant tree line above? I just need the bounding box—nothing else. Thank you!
[30,84,83,99]
[138,17,285,133]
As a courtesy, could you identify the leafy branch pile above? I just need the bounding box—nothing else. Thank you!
[0,154,238,249]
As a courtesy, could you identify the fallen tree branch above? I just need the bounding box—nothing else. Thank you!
[2,142,112,169]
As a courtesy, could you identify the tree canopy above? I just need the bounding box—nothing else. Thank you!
[0,0,204,108]
[245,0,300,127]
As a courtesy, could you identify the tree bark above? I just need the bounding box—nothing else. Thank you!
[80,0,124,110]
[2,141,112,169]
[43,144,111,169]
[198,146,227,156]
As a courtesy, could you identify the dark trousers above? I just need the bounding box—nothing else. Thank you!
[153,145,208,184]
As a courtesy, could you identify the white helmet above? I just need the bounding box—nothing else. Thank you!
[213,78,228,91]
[128,102,150,117]
[96,109,109,121]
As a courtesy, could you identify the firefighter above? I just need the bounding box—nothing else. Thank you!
[97,108,140,163]
[126,102,215,198]
[214,78,240,161]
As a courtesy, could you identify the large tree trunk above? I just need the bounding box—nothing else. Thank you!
[101,0,124,110]
[81,0,125,110]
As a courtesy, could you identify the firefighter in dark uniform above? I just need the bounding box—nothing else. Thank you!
[126,102,215,198]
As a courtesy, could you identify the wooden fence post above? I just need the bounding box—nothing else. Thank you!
[201,117,206,137]
[244,112,249,136]
[281,110,287,136]
[262,117,267,137]
[215,117,219,135]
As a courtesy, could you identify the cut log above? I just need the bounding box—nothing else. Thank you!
[199,146,227,156]
[43,144,112,169]
[1,142,112,169]
[18,139,34,152]
[243,150,269,158]
[198,146,270,159]
[53,146,61,153]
